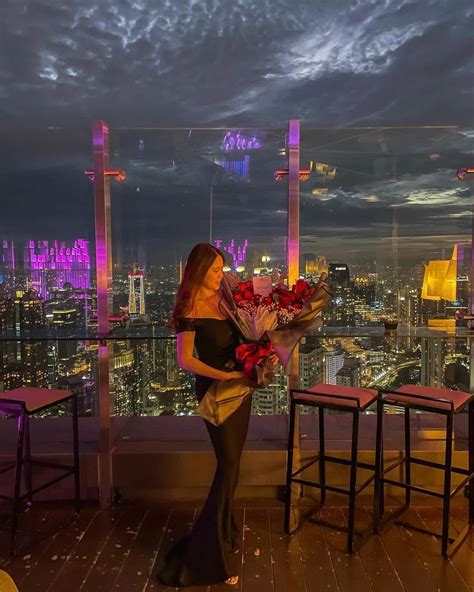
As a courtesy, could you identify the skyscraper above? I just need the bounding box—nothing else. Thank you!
[336,357,361,388]
[128,271,145,317]
[324,350,345,385]
[23,239,91,300]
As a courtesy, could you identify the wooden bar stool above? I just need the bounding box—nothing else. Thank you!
[284,383,378,553]
[0,387,80,554]
[373,385,474,558]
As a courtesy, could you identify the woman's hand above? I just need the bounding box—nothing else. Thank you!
[268,351,279,366]
[223,370,247,381]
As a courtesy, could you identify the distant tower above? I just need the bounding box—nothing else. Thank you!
[392,207,400,316]
[128,272,145,317]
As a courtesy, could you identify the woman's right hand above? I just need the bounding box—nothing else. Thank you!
[223,370,247,381]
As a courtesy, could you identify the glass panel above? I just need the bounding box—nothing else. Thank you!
[0,129,98,423]
[300,126,474,398]
[108,127,288,418]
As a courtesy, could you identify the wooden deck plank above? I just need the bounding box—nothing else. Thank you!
[46,506,124,592]
[2,509,72,590]
[267,507,306,592]
[81,507,147,592]
[20,505,98,592]
[112,506,171,592]
[317,507,372,592]
[371,508,437,591]
[416,505,474,591]
[398,508,471,592]
[242,508,274,592]
[295,507,340,592]
[342,507,403,592]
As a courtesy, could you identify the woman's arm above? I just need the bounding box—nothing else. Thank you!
[177,331,242,381]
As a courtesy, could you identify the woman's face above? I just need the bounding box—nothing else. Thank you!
[202,255,224,292]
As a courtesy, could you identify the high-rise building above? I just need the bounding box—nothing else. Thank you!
[214,239,248,269]
[303,254,328,276]
[113,341,140,416]
[20,341,48,387]
[421,337,444,387]
[19,290,45,329]
[324,350,345,385]
[328,263,351,287]
[252,370,288,415]
[23,238,91,300]
[128,271,145,317]
[300,343,324,390]
[0,293,15,331]
[336,357,360,388]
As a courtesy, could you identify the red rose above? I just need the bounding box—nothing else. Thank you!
[239,281,253,293]
[293,279,308,297]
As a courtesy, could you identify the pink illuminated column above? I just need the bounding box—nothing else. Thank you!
[287,120,300,286]
[91,120,113,508]
[287,120,301,520]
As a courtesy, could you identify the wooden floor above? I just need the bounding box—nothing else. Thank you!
[0,499,473,592]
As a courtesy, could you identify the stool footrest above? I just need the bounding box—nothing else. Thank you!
[410,457,470,475]
[0,469,75,503]
[0,463,16,476]
[382,478,445,498]
[381,457,405,477]
[293,454,320,478]
[450,474,474,498]
[30,459,75,472]
[291,478,349,496]
[356,474,376,495]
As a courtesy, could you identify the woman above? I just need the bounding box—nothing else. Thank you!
[157,243,255,587]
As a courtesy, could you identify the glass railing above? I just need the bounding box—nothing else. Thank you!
[0,328,472,420]
[0,125,473,424]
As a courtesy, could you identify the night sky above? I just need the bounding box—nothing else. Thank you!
[0,1,473,266]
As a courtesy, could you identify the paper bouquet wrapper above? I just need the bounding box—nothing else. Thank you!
[197,280,333,426]
[196,374,257,427]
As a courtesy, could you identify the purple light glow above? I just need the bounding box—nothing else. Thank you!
[213,155,250,179]
[222,131,261,152]
[214,239,248,269]
[23,238,91,299]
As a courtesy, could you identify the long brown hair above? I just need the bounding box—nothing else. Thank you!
[172,243,226,328]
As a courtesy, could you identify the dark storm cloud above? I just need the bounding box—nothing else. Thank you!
[0,0,472,127]
[0,1,473,265]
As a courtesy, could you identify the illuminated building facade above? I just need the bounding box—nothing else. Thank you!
[128,271,145,317]
[214,239,248,269]
[23,238,91,300]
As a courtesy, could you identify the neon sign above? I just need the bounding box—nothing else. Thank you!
[222,131,261,151]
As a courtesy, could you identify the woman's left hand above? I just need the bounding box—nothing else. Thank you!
[268,351,279,366]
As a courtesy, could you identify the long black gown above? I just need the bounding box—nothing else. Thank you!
[156,317,251,587]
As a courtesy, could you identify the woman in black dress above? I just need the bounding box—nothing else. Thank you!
[157,243,265,587]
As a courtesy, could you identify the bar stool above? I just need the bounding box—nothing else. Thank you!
[0,387,80,554]
[373,385,474,558]
[284,383,378,553]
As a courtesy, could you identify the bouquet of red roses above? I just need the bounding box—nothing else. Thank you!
[197,273,332,426]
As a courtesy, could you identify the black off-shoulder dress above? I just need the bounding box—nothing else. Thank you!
[156,317,251,587]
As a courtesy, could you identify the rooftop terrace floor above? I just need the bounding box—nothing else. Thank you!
[0,497,473,592]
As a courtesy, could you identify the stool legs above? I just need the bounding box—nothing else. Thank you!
[404,408,411,508]
[284,397,297,533]
[469,401,474,525]
[347,410,359,553]
[23,415,33,505]
[373,397,384,533]
[319,406,326,507]
[11,411,26,555]
[72,396,81,513]
[441,413,453,557]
